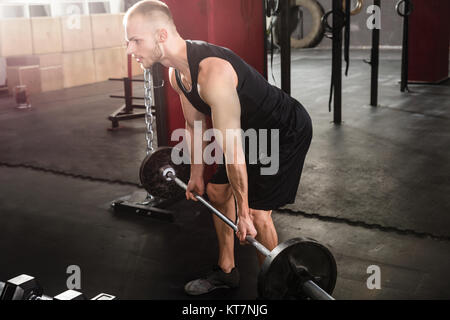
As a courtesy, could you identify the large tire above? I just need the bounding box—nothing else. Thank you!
[274,0,325,49]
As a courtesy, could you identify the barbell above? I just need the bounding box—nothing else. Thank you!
[140,147,337,300]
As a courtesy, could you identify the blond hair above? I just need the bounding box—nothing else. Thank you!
[124,0,175,30]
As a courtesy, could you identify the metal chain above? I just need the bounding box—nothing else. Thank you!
[143,68,165,203]
[143,68,157,203]
[144,68,155,155]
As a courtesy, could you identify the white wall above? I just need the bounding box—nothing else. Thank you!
[0,0,126,18]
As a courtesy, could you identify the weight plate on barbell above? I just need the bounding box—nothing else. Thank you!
[139,147,190,199]
[258,237,337,299]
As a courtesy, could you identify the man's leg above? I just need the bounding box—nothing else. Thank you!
[250,209,279,265]
[184,183,239,296]
[206,183,236,273]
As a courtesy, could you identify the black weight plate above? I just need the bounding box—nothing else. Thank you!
[258,237,337,299]
[139,147,190,199]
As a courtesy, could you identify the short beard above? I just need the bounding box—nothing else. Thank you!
[151,40,163,63]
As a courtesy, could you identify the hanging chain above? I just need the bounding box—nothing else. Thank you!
[144,68,155,155]
[142,68,165,204]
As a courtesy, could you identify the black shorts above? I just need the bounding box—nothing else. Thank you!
[209,105,313,211]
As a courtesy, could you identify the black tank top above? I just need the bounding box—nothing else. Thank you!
[175,40,309,137]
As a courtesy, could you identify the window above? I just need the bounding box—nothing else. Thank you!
[89,2,110,14]
[0,5,26,18]
[0,1,125,18]
[29,5,51,17]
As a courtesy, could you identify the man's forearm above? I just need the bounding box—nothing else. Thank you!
[186,121,206,178]
[226,163,250,219]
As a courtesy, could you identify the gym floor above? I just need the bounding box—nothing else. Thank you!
[0,48,449,300]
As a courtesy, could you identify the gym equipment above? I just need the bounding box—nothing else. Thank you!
[0,274,43,300]
[0,274,117,300]
[91,293,118,300]
[322,0,357,123]
[110,68,176,222]
[364,0,381,107]
[406,0,449,85]
[396,0,413,92]
[29,289,86,300]
[321,10,345,40]
[107,54,167,136]
[140,147,338,300]
[395,0,413,17]
[108,76,150,130]
[266,0,281,17]
[111,191,175,222]
[258,238,337,299]
[342,0,363,16]
[274,0,325,49]
[139,147,190,200]
[321,0,346,124]
[279,0,291,95]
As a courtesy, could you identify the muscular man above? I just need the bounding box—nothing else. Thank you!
[124,0,312,295]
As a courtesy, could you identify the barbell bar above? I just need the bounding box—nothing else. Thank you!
[159,164,335,300]
[140,147,338,300]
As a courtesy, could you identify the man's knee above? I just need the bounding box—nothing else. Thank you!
[250,209,273,228]
[206,183,232,206]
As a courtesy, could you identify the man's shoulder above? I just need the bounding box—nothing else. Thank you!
[190,39,235,56]
[198,58,238,89]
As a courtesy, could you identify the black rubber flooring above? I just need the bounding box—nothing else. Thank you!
[0,49,449,299]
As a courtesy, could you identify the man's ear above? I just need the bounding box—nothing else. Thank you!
[156,28,168,43]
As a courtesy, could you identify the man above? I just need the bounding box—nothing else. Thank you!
[124,0,312,296]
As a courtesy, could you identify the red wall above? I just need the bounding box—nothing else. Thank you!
[408,0,450,83]
[161,0,266,181]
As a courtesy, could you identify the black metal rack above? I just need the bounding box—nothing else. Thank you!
[107,77,152,130]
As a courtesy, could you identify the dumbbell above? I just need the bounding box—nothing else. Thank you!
[30,291,117,300]
[0,274,44,300]
[36,291,117,300]
[0,274,116,300]
[91,293,117,300]
[0,274,86,300]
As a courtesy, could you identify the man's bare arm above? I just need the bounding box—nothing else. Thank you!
[168,67,207,179]
[197,58,250,220]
